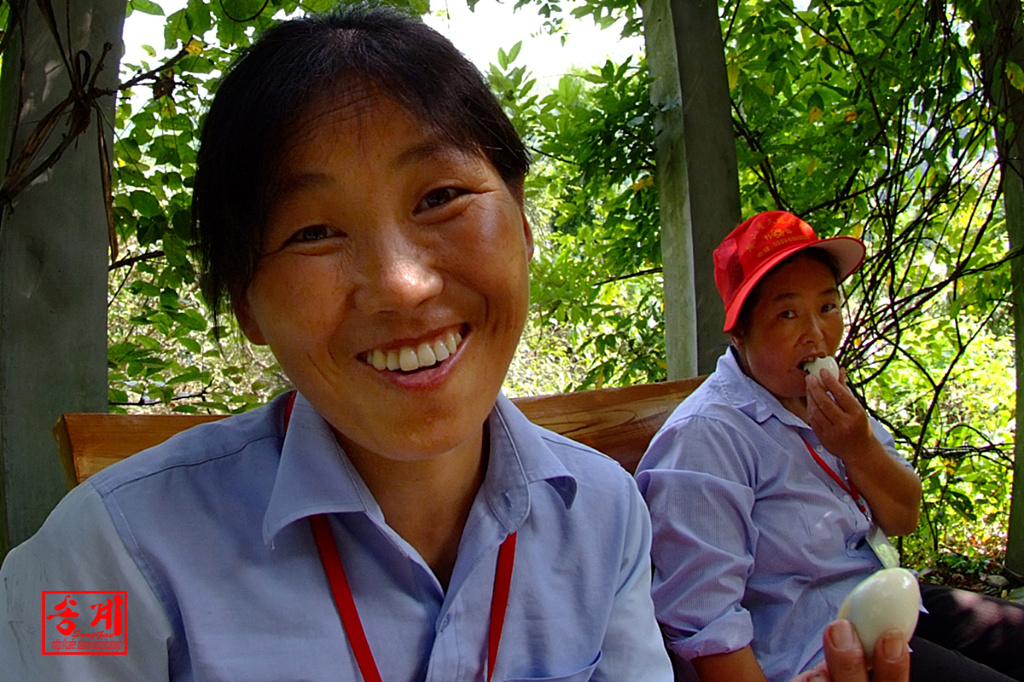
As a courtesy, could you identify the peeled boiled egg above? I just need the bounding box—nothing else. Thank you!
[803,356,839,380]
[837,567,921,656]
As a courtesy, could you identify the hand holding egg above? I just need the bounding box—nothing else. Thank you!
[837,568,921,657]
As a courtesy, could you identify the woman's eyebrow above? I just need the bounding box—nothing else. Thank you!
[268,138,475,210]
[769,286,840,304]
[770,292,800,304]
[269,172,332,207]
[392,138,472,170]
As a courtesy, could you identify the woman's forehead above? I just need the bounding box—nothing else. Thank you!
[266,94,492,219]
[289,88,407,146]
[759,258,839,301]
[283,89,477,167]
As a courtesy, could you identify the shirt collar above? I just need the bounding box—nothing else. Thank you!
[487,394,578,531]
[262,392,578,545]
[717,347,809,431]
[262,392,379,545]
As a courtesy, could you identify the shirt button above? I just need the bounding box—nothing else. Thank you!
[843,494,852,502]
[439,614,451,632]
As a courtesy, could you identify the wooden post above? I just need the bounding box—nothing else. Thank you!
[0,0,125,557]
[641,0,740,377]
[642,0,697,379]
[1004,140,1024,575]
[974,0,1024,574]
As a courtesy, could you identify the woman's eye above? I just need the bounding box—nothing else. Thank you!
[822,302,838,313]
[779,310,796,319]
[418,187,464,211]
[290,225,332,243]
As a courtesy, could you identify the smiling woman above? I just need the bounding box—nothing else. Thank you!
[234,94,534,504]
[0,6,674,680]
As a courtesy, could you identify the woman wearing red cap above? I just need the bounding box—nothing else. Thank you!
[636,211,1024,682]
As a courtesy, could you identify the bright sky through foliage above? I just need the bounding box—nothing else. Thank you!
[424,2,643,84]
[122,1,643,87]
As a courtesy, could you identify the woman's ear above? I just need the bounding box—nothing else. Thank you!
[234,298,268,345]
[729,332,752,377]
[522,209,534,262]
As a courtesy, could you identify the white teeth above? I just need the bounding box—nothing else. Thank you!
[416,343,437,367]
[368,330,463,372]
[399,347,418,371]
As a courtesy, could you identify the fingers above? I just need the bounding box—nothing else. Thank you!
[869,630,911,682]
[806,370,857,415]
[819,621,910,682]
[805,372,869,443]
[790,623,910,682]
[805,377,846,434]
[821,620,870,682]
[804,375,834,420]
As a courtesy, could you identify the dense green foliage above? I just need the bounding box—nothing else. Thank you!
[495,45,667,391]
[718,0,1017,570]
[486,0,1022,572]
[500,0,1021,574]
[3,0,1017,575]
[108,0,341,413]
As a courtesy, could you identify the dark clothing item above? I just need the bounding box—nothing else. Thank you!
[910,582,1024,682]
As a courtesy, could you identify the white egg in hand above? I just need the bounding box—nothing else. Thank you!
[837,567,921,656]
[803,356,839,380]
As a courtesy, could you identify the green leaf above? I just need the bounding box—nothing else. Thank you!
[1006,61,1024,92]
[507,41,522,65]
[159,288,180,311]
[163,234,189,267]
[129,281,162,297]
[129,0,165,16]
[130,190,163,218]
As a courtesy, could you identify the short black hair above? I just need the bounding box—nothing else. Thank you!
[192,4,530,319]
[732,247,842,337]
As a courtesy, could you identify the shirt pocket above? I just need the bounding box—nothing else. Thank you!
[502,651,601,681]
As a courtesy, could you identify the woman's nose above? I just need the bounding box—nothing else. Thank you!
[353,234,443,313]
[803,315,826,343]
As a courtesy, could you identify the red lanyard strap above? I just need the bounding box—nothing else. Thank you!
[289,387,378,675]
[311,514,383,682]
[289,392,517,680]
[488,531,517,682]
[801,437,866,514]
[283,390,297,430]
[311,515,516,682]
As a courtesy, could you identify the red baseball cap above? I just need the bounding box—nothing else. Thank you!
[714,211,865,332]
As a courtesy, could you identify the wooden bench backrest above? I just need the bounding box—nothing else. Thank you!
[54,376,706,487]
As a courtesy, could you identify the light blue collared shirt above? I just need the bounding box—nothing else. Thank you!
[1,392,671,681]
[636,348,907,682]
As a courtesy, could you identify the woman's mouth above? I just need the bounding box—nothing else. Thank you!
[364,330,463,373]
[802,355,838,379]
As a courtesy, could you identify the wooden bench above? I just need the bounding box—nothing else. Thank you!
[53,376,706,487]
